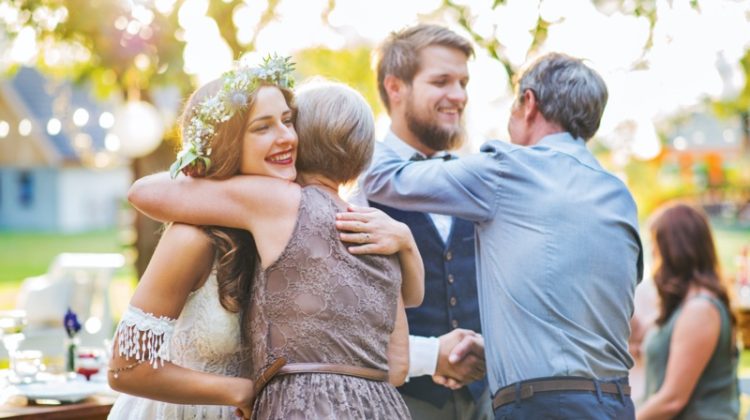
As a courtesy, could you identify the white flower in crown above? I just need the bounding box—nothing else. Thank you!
[200,96,226,121]
[229,91,248,109]
[185,120,212,149]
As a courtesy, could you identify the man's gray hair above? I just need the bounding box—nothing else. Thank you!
[516,53,608,141]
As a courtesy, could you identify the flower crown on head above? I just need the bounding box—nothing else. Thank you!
[170,55,296,178]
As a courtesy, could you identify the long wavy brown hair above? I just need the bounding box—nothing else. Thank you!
[179,80,295,344]
[650,202,735,327]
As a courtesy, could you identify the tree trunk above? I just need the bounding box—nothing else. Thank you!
[131,141,176,279]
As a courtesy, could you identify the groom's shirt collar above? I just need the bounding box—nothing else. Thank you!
[384,130,452,161]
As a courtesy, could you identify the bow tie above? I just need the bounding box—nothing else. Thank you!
[409,152,454,161]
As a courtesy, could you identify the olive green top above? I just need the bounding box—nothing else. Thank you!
[643,294,739,419]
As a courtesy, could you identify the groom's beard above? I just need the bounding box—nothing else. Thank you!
[404,96,465,152]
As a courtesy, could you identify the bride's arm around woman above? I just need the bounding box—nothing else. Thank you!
[107,224,256,416]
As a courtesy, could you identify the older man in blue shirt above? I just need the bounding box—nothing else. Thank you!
[363,53,643,419]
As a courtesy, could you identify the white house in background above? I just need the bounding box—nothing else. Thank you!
[0,67,130,232]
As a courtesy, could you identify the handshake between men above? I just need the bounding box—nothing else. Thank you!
[433,329,486,390]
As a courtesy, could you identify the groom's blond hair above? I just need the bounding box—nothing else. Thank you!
[375,24,474,112]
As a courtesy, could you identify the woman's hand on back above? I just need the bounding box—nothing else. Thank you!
[336,205,424,306]
[335,205,411,255]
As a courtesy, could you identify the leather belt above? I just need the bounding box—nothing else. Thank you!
[249,360,387,417]
[248,357,287,419]
[492,377,631,410]
[277,362,389,382]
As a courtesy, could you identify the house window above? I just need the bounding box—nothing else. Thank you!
[18,171,33,207]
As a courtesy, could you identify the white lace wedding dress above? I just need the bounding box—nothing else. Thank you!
[107,273,244,419]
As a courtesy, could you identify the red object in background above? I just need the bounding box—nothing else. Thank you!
[76,352,100,380]
[76,366,100,380]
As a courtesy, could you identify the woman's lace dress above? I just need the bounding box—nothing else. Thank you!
[249,186,411,419]
[108,273,243,419]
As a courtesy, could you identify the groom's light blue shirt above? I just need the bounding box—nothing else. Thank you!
[363,132,643,394]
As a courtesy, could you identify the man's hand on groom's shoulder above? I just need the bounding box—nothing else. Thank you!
[433,329,486,390]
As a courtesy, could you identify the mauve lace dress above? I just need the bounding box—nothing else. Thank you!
[248,186,411,420]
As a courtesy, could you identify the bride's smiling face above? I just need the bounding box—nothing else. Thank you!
[240,86,298,180]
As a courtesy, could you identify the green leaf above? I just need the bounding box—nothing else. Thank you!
[169,160,182,179]
[169,150,199,178]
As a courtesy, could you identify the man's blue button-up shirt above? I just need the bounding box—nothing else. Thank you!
[363,132,643,395]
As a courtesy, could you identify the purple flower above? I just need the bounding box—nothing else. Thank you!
[64,308,81,338]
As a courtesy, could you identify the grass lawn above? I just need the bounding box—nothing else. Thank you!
[0,230,129,284]
[0,229,137,312]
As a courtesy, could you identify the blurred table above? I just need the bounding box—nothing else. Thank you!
[0,369,116,420]
[0,395,115,419]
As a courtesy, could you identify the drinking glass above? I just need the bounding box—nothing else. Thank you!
[76,347,105,380]
[0,310,28,382]
[13,349,43,383]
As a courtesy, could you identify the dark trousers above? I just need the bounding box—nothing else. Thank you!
[493,378,634,420]
[403,387,494,420]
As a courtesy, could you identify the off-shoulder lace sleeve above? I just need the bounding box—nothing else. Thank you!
[114,304,177,368]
